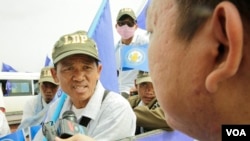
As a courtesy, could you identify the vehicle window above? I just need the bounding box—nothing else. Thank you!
[0,79,39,96]
[3,80,32,96]
[34,80,39,95]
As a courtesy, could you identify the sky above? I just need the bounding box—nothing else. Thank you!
[0,0,146,72]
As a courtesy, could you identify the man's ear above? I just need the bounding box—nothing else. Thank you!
[134,79,137,88]
[50,67,59,83]
[205,1,243,93]
[97,64,102,79]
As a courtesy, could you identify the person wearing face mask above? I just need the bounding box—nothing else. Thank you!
[115,8,149,98]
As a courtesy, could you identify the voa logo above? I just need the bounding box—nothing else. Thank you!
[226,129,246,136]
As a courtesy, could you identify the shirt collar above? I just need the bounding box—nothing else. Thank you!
[61,80,105,121]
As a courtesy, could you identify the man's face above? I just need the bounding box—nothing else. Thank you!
[40,82,59,103]
[137,82,155,105]
[147,0,216,138]
[52,54,102,108]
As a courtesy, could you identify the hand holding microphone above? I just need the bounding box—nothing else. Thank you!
[42,110,86,141]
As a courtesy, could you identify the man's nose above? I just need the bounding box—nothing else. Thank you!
[72,70,85,81]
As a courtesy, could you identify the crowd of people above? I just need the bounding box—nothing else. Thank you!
[1,1,250,141]
[115,7,149,98]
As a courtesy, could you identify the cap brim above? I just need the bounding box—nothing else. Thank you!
[136,77,152,84]
[53,50,99,64]
[39,78,58,85]
[117,14,136,21]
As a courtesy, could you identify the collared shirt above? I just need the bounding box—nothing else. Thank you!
[115,28,149,94]
[21,95,50,123]
[128,95,172,135]
[34,81,136,141]
[0,110,10,137]
[18,94,55,136]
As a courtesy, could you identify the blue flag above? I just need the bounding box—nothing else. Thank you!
[0,129,26,141]
[44,55,52,67]
[121,44,149,72]
[29,125,42,141]
[88,0,119,93]
[1,62,17,72]
[137,0,151,30]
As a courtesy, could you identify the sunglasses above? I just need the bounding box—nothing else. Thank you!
[117,21,135,27]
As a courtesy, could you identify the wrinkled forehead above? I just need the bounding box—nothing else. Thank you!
[147,0,178,32]
[147,0,172,29]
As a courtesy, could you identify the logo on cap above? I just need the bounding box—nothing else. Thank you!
[41,68,52,77]
[63,34,88,46]
[120,8,133,13]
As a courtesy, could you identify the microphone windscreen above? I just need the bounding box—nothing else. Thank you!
[62,110,77,122]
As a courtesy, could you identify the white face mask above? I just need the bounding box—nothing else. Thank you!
[116,25,136,40]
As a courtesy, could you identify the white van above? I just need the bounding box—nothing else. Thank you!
[0,72,40,125]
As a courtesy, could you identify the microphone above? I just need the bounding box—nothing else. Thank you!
[57,110,85,138]
[42,110,86,141]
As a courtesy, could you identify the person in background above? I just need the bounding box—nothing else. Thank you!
[34,30,136,141]
[0,83,6,113]
[0,84,10,137]
[128,71,173,135]
[54,71,173,141]
[115,7,149,98]
[146,0,250,141]
[0,110,10,137]
[18,66,59,135]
